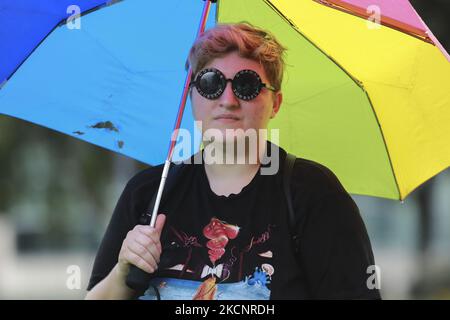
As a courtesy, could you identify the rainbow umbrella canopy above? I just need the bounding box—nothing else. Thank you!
[0,0,449,201]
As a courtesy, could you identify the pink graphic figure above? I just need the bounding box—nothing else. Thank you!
[203,218,239,264]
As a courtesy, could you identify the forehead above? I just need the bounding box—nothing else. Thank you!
[203,51,268,80]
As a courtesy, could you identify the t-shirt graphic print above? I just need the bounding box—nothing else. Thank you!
[140,216,275,300]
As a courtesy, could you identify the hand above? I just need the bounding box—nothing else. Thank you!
[117,214,166,278]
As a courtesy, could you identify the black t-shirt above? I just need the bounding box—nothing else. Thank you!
[87,142,381,300]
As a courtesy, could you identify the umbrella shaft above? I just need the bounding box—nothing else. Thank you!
[167,0,213,161]
[150,0,214,227]
[149,159,171,227]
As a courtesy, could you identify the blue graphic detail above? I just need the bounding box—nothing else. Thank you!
[139,277,270,300]
[247,267,271,286]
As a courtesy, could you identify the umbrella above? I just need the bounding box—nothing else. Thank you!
[0,0,212,165]
[217,0,450,201]
[1,0,449,202]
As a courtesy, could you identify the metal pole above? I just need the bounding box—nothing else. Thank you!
[148,0,214,228]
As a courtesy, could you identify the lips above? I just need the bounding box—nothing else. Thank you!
[214,114,240,120]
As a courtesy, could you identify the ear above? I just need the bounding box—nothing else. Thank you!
[270,91,283,119]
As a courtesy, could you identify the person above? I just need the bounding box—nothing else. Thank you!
[85,22,381,300]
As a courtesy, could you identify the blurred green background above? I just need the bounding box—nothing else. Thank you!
[0,0,449,299]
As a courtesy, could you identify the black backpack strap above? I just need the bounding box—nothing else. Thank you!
[283,153,314,297]
[139,162,184,225]
[283,153,302,254]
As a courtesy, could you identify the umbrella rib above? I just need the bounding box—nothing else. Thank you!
[263,0,364,91]
[363,90,402,201]
[79,27,135,74]
[56,0,124,28]
[264,0,403,200]
[2,0,123,85]
[2,23,58,85]
[313,0,434,45]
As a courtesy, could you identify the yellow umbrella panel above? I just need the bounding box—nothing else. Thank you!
[217,0,450,200]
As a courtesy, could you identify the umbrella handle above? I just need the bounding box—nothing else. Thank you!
[126,265,154,292]
[124,160,170,291]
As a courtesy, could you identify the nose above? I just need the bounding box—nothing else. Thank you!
[218,80,239,109]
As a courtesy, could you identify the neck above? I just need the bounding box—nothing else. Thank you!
[202,137,268,179]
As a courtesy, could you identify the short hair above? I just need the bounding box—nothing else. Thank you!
[187,22,286,91]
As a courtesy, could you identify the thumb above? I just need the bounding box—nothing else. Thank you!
[154,214,166,234]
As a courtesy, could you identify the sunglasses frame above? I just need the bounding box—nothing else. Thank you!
[190,68,276,101]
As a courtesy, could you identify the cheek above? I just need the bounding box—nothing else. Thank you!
[246,105,271,124]
[192,104,199,120]
[192,90,213,110]
[191,96,204,120]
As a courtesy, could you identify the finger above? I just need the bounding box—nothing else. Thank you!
[124,250,156,274]
[127,241,159,269]
[136,227,164,253]
[134,233,162,263]
[134,214,165,234]
[154,214,166,234]
[136,224,161,238]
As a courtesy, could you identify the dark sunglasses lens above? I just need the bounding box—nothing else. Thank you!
[199,71,222,95]
[233,72,260,100]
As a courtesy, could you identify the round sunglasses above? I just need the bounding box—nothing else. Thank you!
[189,68,276,101]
